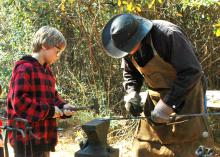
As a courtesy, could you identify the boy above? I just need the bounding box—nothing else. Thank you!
[6,26,75,157]
[0,83,3,157]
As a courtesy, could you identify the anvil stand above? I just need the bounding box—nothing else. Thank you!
[75,119,119,157]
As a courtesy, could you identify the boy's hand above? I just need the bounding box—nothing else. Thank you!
[62,104,75,116]
[53,106,63,118]
[0,139,3,147]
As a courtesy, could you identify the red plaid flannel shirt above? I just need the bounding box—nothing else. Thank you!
[7,56,66,147]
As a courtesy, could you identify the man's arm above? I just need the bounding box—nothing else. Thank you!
[162,29,203,111]
[122,57,144,116]
[121,57,144,93]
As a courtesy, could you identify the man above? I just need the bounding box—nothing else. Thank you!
[102,14,213,157]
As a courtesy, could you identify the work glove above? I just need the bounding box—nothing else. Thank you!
[62,104,76,116]
[151,99,174,123]
[124,91,143,117]
[53,106,63,118]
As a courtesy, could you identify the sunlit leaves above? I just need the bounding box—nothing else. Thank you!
[118,0,122,6]
[135,4,142,12]
[148,0,155,9]
[181,0,219,10]
[216,29,220,37]
[69,0,75,5]
[146,0,164,9]
[176,13,183,17]
[117,0,142,13]
[213,22,220,37]
[127,2,133,11]
[117,0,165,13]
[61,0,66,14]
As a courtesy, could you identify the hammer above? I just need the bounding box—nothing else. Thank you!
[61,98,99,114]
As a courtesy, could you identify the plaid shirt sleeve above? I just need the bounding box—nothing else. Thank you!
[0,120,2,134]
[46,66,66,108]
[46,66,72,119]
[10,66,54,122]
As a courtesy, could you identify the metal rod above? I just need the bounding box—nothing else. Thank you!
[0,117,39,157]
[170,112,220,122]
[61,104,99,114]
[102,116,150,121]
[61,106,91,111]
[103,112,220,121]
[173,112,220,118]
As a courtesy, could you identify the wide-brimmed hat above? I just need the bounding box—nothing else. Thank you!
[102,14,153,58]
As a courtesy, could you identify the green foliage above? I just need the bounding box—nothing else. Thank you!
[0,0,220,127]
[0,0,125,117]
[116,0,220,38]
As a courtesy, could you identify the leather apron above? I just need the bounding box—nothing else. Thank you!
[130,40,213,157]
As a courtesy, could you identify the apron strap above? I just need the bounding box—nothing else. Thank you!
[150,38,157,55]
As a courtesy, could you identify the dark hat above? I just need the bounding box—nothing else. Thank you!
[102,14,153,58]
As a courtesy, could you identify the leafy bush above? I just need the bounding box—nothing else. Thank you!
[0,0,220,138]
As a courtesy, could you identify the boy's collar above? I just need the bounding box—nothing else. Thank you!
[20,55,38,62]
[20,55,48,67]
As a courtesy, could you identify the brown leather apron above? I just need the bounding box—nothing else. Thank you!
[130,40,213,157]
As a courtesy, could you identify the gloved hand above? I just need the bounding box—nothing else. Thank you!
[62,104,76,116]
[53,106,63,118]
[151,99,173,123]
[124,91,143,117]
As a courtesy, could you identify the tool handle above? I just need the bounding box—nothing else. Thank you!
[60,104,99,114]
[169,115,189,122]
[169,113,204,122]
[61,106,90,112]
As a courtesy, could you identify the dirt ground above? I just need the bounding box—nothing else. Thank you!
[7,127,132,157]
[6,129,220,157]
[7,135,131,157]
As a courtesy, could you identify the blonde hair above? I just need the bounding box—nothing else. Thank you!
[32,26,66,52]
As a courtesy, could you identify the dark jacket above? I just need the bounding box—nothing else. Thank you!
[6,55,66,153]
[122,20,203,111]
